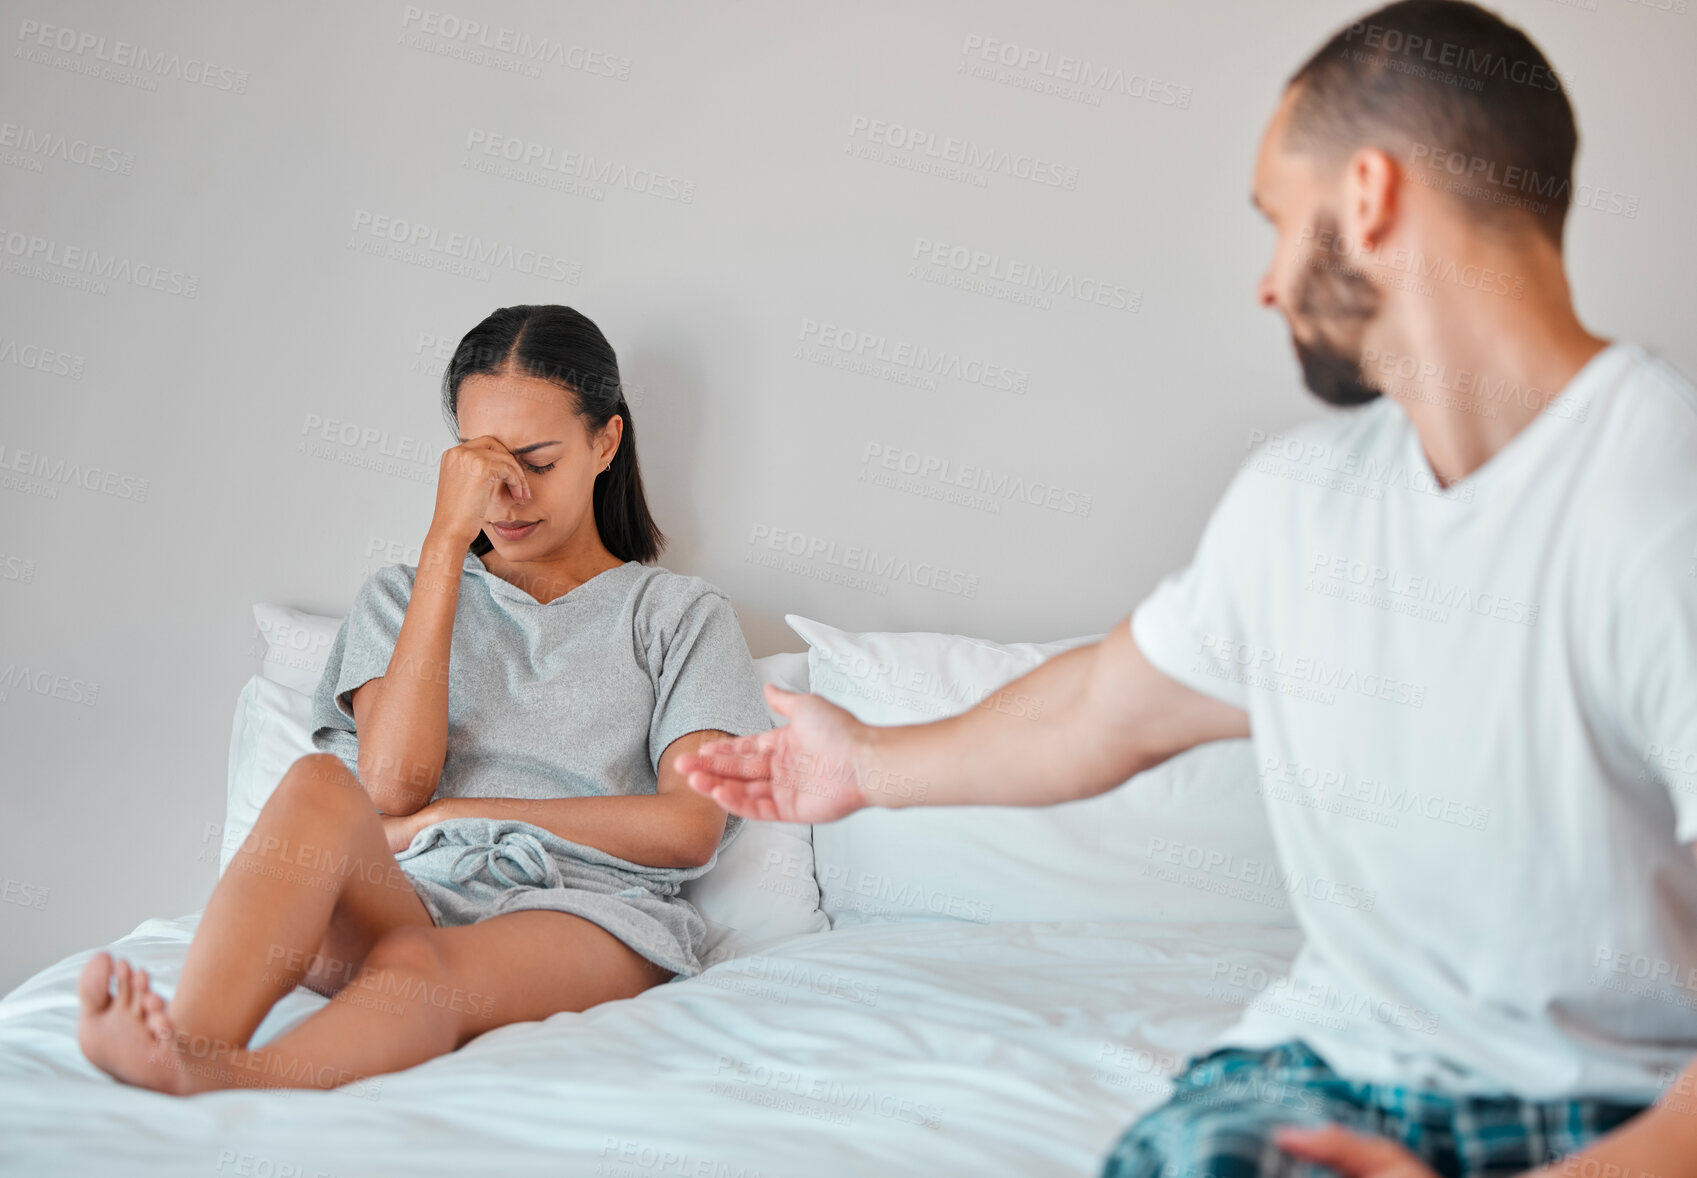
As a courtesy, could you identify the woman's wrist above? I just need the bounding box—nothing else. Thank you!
[417,798,459,825]
[413,531,471,600]
[419,529,470,573]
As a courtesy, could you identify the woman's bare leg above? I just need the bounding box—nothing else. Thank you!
[77,752,432,1088]
[159,909,668,1093]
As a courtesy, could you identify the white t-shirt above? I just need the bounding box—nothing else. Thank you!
[1131,340,1697,1102]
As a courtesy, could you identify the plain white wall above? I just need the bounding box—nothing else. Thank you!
[2,0,1693,993]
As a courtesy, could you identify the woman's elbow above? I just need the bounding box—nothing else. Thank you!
[357,751,438,815]
[674,815,725,869]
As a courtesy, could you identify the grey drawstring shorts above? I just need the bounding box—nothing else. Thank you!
[395,816,714,979]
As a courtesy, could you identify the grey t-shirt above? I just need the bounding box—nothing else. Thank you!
[309,550,773,853]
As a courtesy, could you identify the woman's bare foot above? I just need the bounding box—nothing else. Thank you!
[77,952,191,1094]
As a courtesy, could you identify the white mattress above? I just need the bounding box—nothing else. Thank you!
[0,914,1300,1176]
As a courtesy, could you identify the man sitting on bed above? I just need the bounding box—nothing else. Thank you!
[679,2,1697,1176]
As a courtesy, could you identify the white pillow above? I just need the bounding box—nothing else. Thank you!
[252,602,341,694]
[682,649,831,965]
[220,674,319,870]
[786,613,1292,929]
[238,608,827,961]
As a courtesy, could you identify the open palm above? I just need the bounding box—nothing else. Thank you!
[675,684,870,824]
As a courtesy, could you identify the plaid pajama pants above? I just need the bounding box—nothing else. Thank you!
[1100,1041,1649,1178]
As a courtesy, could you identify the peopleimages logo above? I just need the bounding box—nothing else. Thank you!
[1259,756,1491,831]
[0,337,85,379]
[0,121,135,174]
[1206,961,1441,1035]
[846,115,1080,189]
[909,235,1142,312]
[462,130,696,203]
[745,524,980,599]
[859,442,1092,518]
[347,209,582,283]
[1298,224,1524,300]
[1360,346,1589,423]
[1339,20,1576,94]
[1196,633,1428,708]
[797,318,1029,397]
[398,6,631,79]
[958,34,1194,109]
[1242,428,1476,506]
[0,226,199,298]
[1142,836,1379,914]
[15,18,251,93]
[1407,144,1635,219]
[1305,550,1539,627]
[711,1056,944,1129]
[815,865,994,922]
[0,441,149,501]
[0,656,100,705]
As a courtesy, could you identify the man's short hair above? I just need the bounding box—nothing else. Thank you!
[1284,0,1578,245]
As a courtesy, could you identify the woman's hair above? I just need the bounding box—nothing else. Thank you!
[440,305,665,563]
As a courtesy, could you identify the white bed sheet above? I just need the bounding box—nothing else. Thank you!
[0,915,1300,1177]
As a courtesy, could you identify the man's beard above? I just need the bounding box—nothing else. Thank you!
[1293,334,1381,407]
[1291,214,1383,407]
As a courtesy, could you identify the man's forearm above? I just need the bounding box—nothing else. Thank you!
[1526,1061,1697,1178]
[838,619,1252,812]
[852,642,1152,809]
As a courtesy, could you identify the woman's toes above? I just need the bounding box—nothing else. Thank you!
[77,957,190,1094]
[76,953,114,1015]
[140,990,171,1040]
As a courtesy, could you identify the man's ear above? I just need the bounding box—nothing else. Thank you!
[1342,146,1400,253]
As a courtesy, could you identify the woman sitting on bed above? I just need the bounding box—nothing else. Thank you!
[76,304,773,1094]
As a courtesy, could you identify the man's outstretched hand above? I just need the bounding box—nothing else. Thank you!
[1274,1125,1442,1178]
[674,684,873,824]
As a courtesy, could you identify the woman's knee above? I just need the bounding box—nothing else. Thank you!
[353,926,479,1036]
[295,915,375,998]
[267,753,364,821]
[359,925,446,984]
[357,927,502,1043]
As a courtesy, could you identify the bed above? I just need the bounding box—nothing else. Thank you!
[0,604,1300,1177]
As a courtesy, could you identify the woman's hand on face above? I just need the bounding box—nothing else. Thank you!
[675,686,874,824]
[427,436,533,549]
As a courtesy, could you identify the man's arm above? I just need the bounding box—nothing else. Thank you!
[862,614,1249,809]
[678,616,1249,821]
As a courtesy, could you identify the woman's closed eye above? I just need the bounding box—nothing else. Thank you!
[523,461,557,474]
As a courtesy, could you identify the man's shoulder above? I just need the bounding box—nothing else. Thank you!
[1613,342,1697,440]
[1578,343,1697,528]
[1630,341,1697,404]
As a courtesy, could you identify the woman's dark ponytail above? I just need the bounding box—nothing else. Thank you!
[440,305,665,563]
